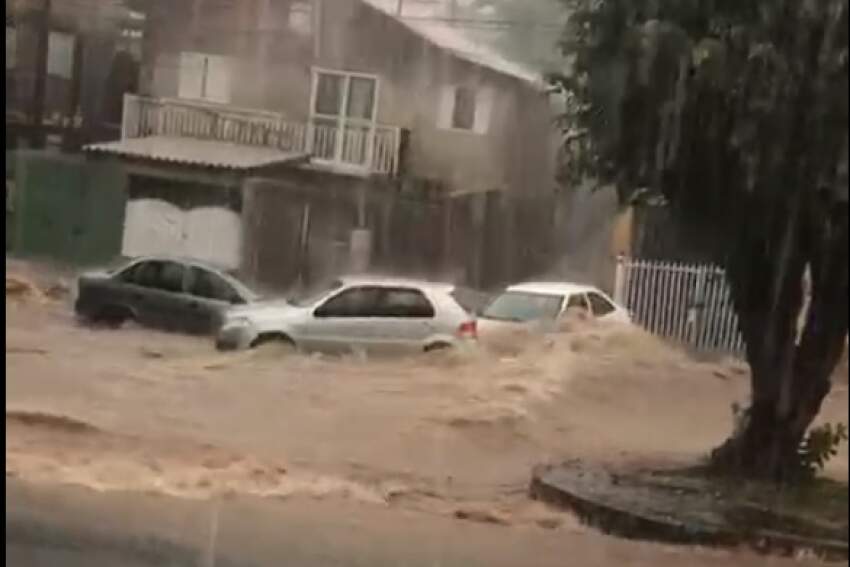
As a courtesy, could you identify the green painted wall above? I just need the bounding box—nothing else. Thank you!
[6,151,16,251]
[12,151,128,266]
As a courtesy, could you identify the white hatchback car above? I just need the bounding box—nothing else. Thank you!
[215,276,479,354]
[476,281,631,337]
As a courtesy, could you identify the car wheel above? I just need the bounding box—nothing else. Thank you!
[424,341,453,353]
[250,333,296,355]
[93,305,133,329]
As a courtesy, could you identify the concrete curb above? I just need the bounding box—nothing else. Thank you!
[529,465,849,560]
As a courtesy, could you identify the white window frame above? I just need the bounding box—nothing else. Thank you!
[288,1,313,36]
[47,31,75,80]
[308,67,380,169]
[178,51,233,104]
[450,85,477,130]
[437,84,494,135]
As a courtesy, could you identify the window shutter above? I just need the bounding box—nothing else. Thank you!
[436,84,455,130]
[178,52,205,100]
[473,86,494,135]
[205,55,233,104]
[47,31,74,79]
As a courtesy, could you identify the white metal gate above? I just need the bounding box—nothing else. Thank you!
[613,256,746,357]
[122,199,242,270]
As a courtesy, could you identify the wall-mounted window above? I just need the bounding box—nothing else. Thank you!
[178,51,233,104]
[6,26,16,70]
[257,0,312,36]
[47,31,75,79]
[437,84,493,134]
[309,69,378,167]
[289,2,313,36]
[451,86,476,130]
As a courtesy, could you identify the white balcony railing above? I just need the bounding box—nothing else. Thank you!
[120,94,401,176]
[307,121,400,175]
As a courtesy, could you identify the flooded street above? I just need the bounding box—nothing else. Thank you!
[5,268,847,564]
[8,478,819,567]
[7,0,848,561]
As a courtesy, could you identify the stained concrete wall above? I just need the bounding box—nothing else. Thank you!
[138,0,557,196]
[241,172,559,293]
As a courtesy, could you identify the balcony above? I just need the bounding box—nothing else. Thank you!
[119,94,402,176]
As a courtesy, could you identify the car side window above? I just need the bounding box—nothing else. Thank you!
[566,293,590,312]
[156,262,186,293]
[376,288,435,318]
[188,267,240,303]
[117,262,143,284]
[120,261,184,292]
[314,287,381,318]
[587,292,615,316]
[122,261,159,288]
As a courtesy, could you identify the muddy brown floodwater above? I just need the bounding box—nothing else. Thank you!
[5,263,848,565]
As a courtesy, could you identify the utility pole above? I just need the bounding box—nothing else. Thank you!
[30,0,51,149]
[396,0,403,16]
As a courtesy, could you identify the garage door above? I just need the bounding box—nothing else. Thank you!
[122,198,241,270]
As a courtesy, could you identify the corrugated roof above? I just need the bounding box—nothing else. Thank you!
[360,0,542,86]
[83,136,309,170]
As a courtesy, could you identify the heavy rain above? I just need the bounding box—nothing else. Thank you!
[6,0,848,565]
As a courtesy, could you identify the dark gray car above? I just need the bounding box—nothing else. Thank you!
[74,256,259,334]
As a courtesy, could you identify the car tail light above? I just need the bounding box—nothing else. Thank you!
[457,320,478,340]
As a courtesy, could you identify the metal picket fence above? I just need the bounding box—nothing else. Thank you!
[613,256,746,357]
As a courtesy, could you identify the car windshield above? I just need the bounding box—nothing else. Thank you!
[450,286,490,315]
[480,291,564,323]
[287,279,344,307]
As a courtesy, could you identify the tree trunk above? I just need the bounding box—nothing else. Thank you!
[713,199,848,481]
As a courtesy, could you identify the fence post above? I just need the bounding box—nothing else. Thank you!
[687,265,707,348]
[120,94,141,139]
[613,254,627,304]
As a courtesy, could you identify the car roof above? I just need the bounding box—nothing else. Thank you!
[124,255,258,298]
[505,281,601,296]
[337,274,456,293]
[126,254,230,271]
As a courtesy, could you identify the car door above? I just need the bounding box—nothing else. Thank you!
[370,287,438,354]
[184,266,242,334]
[119,260,189,331]
[94,260,146,313]
[563,293,591,317]
[586,291,621,322]
[303,286,383,354]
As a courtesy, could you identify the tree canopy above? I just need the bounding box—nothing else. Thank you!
[551,0,848,480]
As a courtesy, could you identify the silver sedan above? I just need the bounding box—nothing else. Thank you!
[216,276,480,354]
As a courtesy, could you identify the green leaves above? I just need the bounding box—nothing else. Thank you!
[797,422,849,479]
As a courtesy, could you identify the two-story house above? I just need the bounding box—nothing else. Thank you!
[84,0,561,289]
